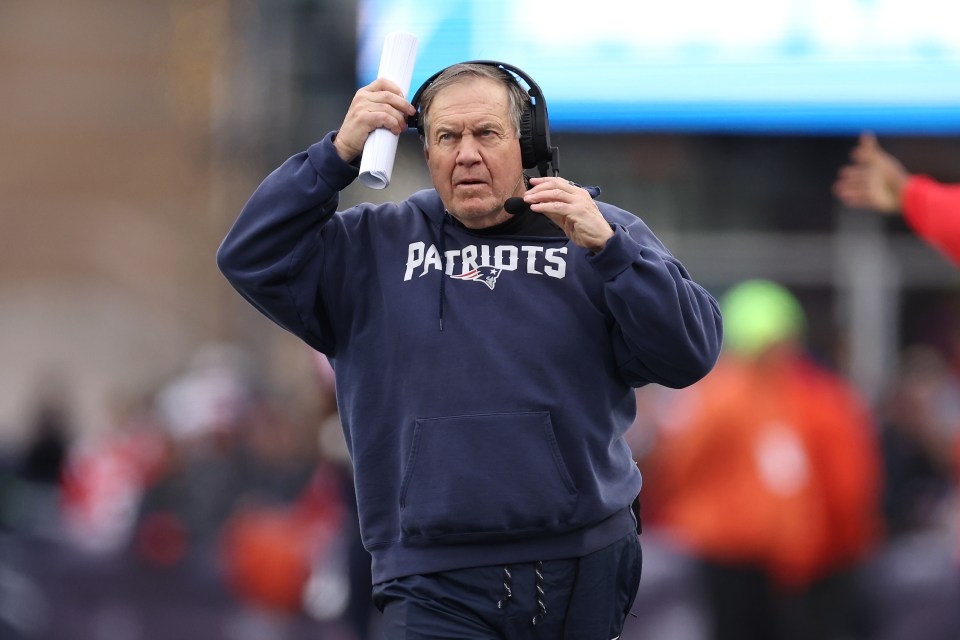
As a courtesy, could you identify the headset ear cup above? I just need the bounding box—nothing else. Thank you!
[519,106,536,170]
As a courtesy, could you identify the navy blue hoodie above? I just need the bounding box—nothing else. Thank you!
[217,132,722,584]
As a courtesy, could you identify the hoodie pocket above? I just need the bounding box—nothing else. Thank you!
[399,411,578,544]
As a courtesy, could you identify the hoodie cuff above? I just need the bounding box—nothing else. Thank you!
[587,225,637,281]
[306,131,360,192]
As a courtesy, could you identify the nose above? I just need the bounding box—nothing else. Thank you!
[456,134,482,166]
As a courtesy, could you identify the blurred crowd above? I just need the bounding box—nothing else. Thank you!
[622,280,960,640]
[1,343,375,640]
[2,283,960,640]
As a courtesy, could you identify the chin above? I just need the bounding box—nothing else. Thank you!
[451,199,499,219]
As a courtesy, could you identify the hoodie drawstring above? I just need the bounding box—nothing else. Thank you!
[438,212,447,332]
[532,560,546,625]
[496,565,513,609]
[496,562,547,626]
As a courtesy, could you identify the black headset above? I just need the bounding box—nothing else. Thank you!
[406,60,560,177]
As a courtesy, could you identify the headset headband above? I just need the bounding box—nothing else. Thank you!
[406,60,559,177]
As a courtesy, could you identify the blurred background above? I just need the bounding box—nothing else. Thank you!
[2,1,959,638]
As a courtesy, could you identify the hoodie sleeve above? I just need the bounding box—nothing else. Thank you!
[587,215,723,389]
[216,132,357,353]
[901,175,960,267]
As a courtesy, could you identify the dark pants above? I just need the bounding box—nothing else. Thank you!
[699,561,778,640]
[372,533,643,639]
[699,560,871,640]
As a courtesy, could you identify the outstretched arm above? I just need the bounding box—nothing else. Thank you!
[834,132,960,266]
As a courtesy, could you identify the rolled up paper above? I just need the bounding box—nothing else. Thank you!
[358,31,419,189]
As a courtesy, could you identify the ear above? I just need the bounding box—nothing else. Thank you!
[421,135,430,162]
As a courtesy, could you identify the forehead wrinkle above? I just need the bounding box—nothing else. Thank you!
[436,119,506,133]
[425,78,510,133]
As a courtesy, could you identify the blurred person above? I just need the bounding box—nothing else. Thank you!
[217,61,722,638]
[643,279,882,640]
[876,345,960,538]
[132,343,290,568]
[3,372,73,539]
[219,462,348,615]
[217,353,376,639]
[0,374,72,639]
[154,341,260,445]
[857,344,960,640]
[311,351,377,640]
[833,132,960,265]
[59,391,169,556]
[17,373,71,487]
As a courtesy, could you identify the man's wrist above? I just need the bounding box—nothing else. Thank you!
[332,132,361,164]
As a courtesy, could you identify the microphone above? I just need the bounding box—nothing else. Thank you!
[504,196,530,216]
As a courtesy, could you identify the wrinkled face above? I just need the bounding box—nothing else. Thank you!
[423,77,526,229]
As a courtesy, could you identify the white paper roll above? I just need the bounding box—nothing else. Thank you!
[358,31,419,189]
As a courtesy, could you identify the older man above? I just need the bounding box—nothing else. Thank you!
[218,62,722,638]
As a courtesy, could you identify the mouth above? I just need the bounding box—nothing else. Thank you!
[454,178,488,188]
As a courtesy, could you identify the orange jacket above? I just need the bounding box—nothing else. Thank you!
[648,352,882,590]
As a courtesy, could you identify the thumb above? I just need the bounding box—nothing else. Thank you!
[852,131,880,163]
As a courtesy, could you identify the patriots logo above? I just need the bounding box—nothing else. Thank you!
[451,266,502,290]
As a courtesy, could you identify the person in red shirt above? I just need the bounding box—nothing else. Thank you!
[833,132,960,266]
[834,133,960,633]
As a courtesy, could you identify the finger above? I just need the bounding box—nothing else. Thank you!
[355,90,415,120]
[366,77,415,108]
[851,133,885,165]
[833,180,872,206]
[527,176,578,193]
[367,77,404,93]
[526,187,577,206]
[836,166,867,183]
[364,102,411,133]
[529,199,568,214]
[353,78,416,115]
[525,179,586,205]
[345,95,411,135]
[834,175,869,197]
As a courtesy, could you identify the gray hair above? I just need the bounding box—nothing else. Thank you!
[417,63,529,145]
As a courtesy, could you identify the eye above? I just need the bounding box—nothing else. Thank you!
[436,131,458,145]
